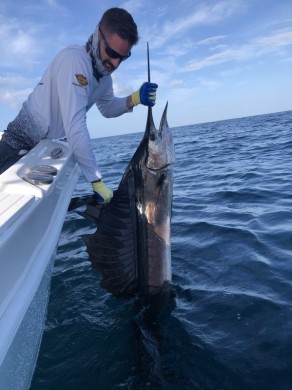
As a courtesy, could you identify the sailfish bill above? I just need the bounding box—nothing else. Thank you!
[81,103,175,298]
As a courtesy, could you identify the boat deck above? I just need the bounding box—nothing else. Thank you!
[0,138,80,389]
[0,193,35,235]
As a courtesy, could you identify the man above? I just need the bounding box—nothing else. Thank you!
[0,7,157,203]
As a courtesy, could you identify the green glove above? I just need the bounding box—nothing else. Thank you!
[91,179,113,204]
[131,82,158,107]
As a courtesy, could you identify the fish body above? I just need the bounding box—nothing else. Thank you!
[132,104,174,295]
[82,103,174,298]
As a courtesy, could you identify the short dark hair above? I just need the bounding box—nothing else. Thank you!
[100,8,139,46]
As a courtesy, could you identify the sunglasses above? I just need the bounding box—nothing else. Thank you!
[99,27,131,61]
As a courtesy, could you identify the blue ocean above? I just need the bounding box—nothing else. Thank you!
[30,110,292,389]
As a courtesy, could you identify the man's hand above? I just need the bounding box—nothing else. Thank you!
[91,179,113,204]
[131,82,158,107]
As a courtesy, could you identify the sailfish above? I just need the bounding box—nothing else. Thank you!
[71,45,175,299]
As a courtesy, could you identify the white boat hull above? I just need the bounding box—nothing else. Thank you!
[0,139,80,389]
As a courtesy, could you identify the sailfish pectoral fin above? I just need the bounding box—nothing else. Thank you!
[82,171,139,297]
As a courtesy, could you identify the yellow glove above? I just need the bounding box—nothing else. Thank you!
[91,179,113,204]
[131,82,158,107]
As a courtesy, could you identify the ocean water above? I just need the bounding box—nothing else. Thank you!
[30,110,292,390]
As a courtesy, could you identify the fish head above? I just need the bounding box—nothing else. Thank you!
[145,103,175,170]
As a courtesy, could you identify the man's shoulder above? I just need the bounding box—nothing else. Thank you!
[52,45,92,75]
[57,45,88,61]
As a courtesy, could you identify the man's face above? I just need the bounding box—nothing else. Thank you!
[98,27,132,73]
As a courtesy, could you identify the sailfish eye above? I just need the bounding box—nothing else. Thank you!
[149,132,156,141]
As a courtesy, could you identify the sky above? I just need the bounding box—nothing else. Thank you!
[0,0,291,138]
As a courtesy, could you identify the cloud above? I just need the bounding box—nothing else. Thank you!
[0,16,42,68]
[0,75,36,109]
[119,0,145,15]
[146,0,243,48]
[197,35,228,46]
[169,79,184,87]
[183,48,248,71]
[159,40,196,58]
[182,28,292,72]
[1,89,32,110]
[197,78,222,89]
[253,28,292,49]
[281,56,292,63]
[46,0,61,7]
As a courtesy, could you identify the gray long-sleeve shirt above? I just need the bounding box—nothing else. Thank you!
[3,45,130,181]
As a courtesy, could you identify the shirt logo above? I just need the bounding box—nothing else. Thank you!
[75,74,88,86]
